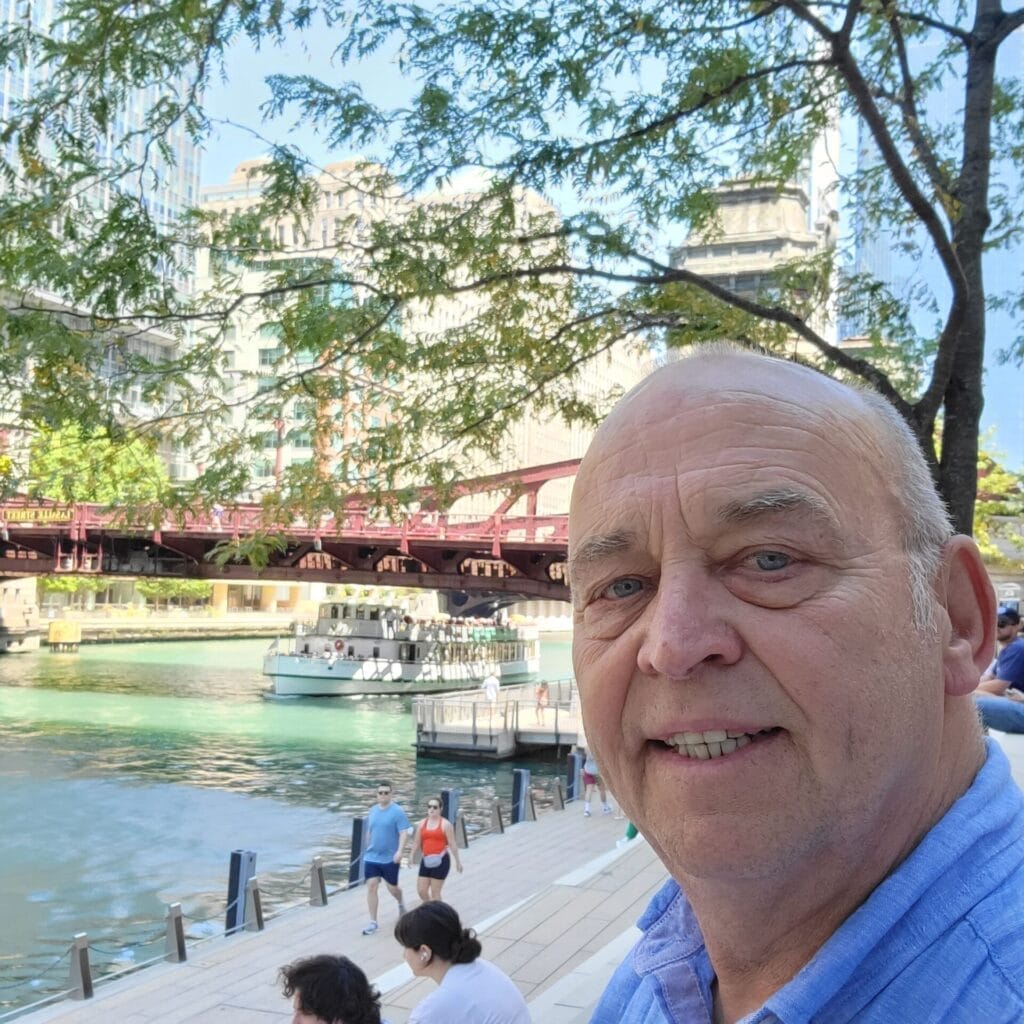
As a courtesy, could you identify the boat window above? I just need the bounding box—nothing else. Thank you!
[369,608,380,620]
[348,646,355,657]
[373,645,381,658]
[356,607,366,620]
[331,605,338,619]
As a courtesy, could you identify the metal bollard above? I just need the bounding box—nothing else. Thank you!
[511,768,531,824]
[225,849,257,934]
[348,816,367,887]
[491,800,505,834]
[244,876,265,932]
[442,787,462,825]
[165,903,187,963]
[552,780,565,810]
[566,751,583,802]
[69,933,93,1000]
[310,856,328,907]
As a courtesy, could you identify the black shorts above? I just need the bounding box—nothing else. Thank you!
[418,852,451,880]
[365,859,400,885]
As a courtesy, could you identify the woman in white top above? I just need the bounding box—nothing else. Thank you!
[394,901,531,1024]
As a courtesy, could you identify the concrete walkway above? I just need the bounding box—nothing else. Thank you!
[14,802,651,1023]
[15,733,1024,1024]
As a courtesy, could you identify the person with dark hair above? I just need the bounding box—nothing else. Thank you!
[278,953,383,1024]
[394,901,531,1023]
[410,796,463,903]
[361,780,412,935]
[975,606,1024,732]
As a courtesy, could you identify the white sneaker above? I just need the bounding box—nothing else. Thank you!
[398,902,407,916]
[362,921,379,935]
[584,809,591,817]
[603,805,613,815]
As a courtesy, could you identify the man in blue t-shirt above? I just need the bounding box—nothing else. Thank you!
[361,780,412,935]
[975,606,1024,732]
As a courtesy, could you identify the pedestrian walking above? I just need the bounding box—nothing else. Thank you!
[361,781,413,935]
[410,796,463,903]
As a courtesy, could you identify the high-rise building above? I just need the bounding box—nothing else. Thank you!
[197,159,651,503]
[0,0,201,450]
[671,177,840,356]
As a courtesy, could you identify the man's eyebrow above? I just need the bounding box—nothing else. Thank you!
[716,489,840,534]
[568,529,637,581]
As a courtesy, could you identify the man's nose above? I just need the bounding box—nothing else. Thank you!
[636,571,743,679]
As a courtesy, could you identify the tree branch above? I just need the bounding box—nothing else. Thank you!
[774,0,968,338]
[530,57,832,169]
[990,5,1024,46]
[879,0,956,201]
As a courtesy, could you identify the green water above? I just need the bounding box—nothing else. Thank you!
[0,635,575,1011]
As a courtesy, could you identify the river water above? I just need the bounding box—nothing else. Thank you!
[0,635,575,1012]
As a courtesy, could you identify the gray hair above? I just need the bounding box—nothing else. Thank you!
[850,386,953,631]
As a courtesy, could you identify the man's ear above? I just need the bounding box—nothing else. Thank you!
[939,536,996,696]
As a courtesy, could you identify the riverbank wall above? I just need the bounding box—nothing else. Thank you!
[47,612,295,645]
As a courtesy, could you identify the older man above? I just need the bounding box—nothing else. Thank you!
[569,346,1024,1022]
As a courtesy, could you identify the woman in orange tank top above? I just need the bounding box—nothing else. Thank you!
[410,797,464,902]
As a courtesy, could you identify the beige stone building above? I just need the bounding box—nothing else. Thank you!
[671,179,840,355]
[197,160,652,511]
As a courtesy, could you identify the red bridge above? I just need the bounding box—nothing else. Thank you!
[0,460,580,601]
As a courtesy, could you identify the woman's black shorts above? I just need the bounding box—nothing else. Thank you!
[418,852,451,880]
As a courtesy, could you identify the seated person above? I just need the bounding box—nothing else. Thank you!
[279,953,383,1024]
[975,606,1024,732]
[395,901,530,1023]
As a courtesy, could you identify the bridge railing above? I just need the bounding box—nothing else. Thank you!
[1,501,568,545]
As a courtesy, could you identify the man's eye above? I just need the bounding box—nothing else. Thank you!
[752,551,792,572]
[601,577,644,599]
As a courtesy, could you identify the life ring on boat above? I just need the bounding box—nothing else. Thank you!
[334,640,344,652]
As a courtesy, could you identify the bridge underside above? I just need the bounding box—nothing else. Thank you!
[0,526,571,602]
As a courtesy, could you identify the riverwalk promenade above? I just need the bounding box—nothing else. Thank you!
[16,733,1024,1024]
[14,799,661,1023]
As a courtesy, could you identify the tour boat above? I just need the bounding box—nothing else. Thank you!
[262,601,541,696]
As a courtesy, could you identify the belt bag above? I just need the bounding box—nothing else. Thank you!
[422,853,445,868]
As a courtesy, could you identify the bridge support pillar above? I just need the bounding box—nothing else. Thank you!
[211,583,229,616]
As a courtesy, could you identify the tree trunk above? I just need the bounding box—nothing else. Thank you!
[938,289,985,535]
[933,10,999,536]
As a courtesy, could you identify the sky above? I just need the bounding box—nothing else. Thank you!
[199,22,1024,471]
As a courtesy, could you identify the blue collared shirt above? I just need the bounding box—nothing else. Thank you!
[592,739,1024,1023]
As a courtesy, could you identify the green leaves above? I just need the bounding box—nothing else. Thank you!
[207,531,289,570]
[0,0,1019,536]
[25,424,170,509]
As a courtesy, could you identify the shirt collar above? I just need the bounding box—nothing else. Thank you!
[628,739,1024,1023]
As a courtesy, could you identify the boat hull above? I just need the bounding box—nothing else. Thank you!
[263,653,541,697]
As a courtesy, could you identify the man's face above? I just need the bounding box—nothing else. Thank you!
[376,785,392,808]
[570,361,949,884]
[997,616,1018,645]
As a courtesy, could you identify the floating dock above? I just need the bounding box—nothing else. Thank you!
[413,679,582,759]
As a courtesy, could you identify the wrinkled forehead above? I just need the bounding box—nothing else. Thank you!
[570,361,889,545]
